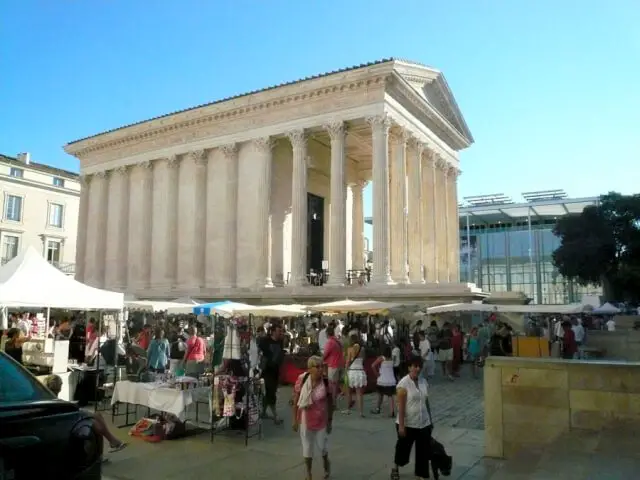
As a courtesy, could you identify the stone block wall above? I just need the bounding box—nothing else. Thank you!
[485,356,640,458]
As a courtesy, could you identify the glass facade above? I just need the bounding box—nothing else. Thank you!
[459,218,601,304]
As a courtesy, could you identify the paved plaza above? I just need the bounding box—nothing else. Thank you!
[101,370,493,479]
[100,368,638,479]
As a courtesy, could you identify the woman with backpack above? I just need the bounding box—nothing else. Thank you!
[292,355,334,480]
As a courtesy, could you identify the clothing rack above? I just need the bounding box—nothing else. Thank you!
[210,315,263,446]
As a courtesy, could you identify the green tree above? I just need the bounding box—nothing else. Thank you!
[552,192,640,301]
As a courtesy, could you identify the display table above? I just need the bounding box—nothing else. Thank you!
[111,380,210,421]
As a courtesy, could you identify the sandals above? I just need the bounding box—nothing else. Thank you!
[109,442,128,453]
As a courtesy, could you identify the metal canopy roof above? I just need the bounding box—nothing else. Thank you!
[459,196,599,226]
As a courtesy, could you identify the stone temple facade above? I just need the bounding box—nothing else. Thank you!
[64,58,484,303]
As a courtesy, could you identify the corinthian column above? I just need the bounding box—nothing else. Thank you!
[253,137,274,288]
[286,130,308,287]
[351,180,367,271]
[447,166,461,282]
[193,150,208,288]
[390,130,409,284]
[421,150,437,282]
[75,174,90,282]
[85,171,109,287]
[206,145,238,288]
[150,157,177,290]
[325,121,347,286]
[367,115,393,285]
[105,166,130,290]
[407,138,424,284]
[127,161,153,291]
[166,156,180,288]
[434,158,449,282]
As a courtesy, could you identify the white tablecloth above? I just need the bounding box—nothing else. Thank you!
[111,380,210,420]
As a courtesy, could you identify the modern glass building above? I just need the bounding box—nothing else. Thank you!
[459,191,601,304]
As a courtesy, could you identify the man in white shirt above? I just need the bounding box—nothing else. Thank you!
[606,318,616,331]
[572,319,585,345]
[318,324,328,353]
[418,332,434,378]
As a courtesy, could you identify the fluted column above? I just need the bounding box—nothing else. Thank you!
[287,130,308,287]
[150,157,177,289]
[351,180,366,270]
[390,130,409,284]
[421,150,437,282]
[447,166,461,282]
[75,174,90,282]
[205,146,237,288]
[367,115,393,285]
[176,151,202,289]
[434,158,449,282]
[166,156,180,288]
[325,121,347,286]
[193,151,207,288]
[407,138,424,284]
[127,161,153,290]
[85,171,109,287]
[253,137,274,288]
[105,166,130,289]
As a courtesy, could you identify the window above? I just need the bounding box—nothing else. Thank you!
[4,195,23,221]
[48,203,64,228]
[53,177,65,188]
[1,235,19,263]
[0,352,55,404]
[9,167,23,178]
[46,240,61,264]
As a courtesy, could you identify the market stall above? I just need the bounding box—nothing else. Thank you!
[0,246,124,401]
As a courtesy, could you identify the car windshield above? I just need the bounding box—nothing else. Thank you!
[0,353,56,404]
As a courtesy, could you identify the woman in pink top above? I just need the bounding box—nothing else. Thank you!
[292,356,334,480]
[183,326,206,377]
[322,325,343,405]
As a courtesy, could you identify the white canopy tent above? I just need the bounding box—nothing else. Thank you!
[124,300,201,312]
[426,303,587,315]
[308,299,402,314]
[0,246,124,310]
[233,304,308,318]
[593,302,621,315]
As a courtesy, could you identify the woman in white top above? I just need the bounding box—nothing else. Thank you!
[391,355,433,480]
[344,334,367,417]
[371,346,397,417]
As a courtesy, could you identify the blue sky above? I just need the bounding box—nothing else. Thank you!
[2,0,639,238]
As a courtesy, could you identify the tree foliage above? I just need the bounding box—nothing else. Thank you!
[553,192,640,301]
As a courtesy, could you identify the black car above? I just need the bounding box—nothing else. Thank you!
[0,351,103,479]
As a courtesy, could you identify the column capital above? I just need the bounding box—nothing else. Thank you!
[220,143,238,159]
[79,173,91,186]
[137,160,153,170]
[350,179,369,189]
[94,170,108,179]
[286,129,307,149]
[366,114,391,133]
[166,154,180,168]
[252,136,274,154]
[448,166,461,178]
[324,121,345,142]
[114,165,129,176]
[188,149,207,165]
[435,156,448,171]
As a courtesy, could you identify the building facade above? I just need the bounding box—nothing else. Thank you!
[64,59,481,301]
[459,192,602,304]
[0,153,80,274]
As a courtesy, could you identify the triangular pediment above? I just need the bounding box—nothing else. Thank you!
[392,61,474,144]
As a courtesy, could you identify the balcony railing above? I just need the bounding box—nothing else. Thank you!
[0,256,75,275]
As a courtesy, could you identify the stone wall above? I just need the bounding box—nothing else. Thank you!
[485,356,640,458]
[586,330,640,361]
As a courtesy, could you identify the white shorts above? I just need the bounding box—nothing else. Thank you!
[300,424,328,458]
[437,348,453,362]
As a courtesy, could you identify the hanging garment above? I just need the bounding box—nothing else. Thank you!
[223,324,242,360]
